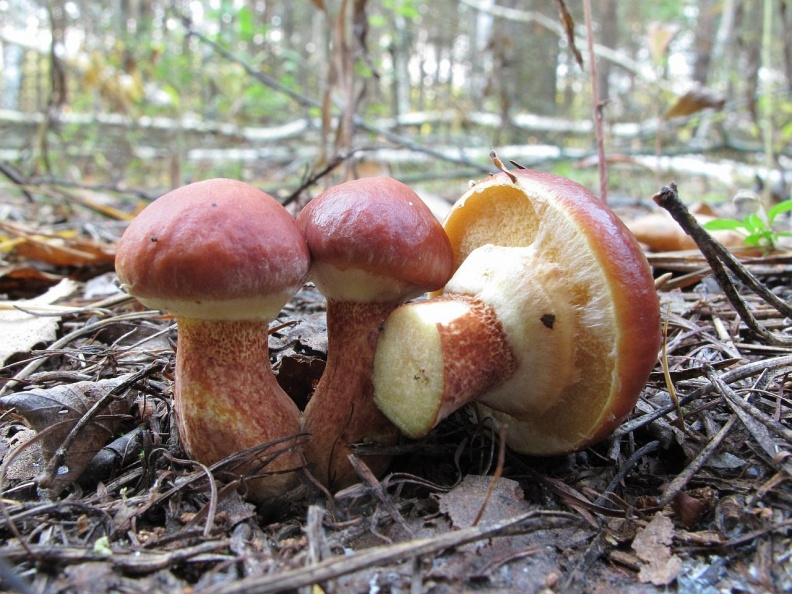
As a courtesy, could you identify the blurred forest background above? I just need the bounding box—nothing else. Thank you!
[0,0,790,204]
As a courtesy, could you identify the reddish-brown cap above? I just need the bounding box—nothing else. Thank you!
[297,177,454,302]
[116,178,310,320]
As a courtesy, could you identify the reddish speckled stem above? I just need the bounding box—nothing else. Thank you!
[301,301,400,489]
[175,318,303,501]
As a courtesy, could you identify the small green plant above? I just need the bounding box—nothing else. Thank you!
[703,199,792,253]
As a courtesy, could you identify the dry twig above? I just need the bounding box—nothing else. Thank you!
[205,510,579,594]
[653,182,792,346]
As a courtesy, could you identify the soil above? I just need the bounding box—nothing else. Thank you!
[0,180,790,593]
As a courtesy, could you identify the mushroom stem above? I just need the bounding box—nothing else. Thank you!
[302,300,400,489]
[373,245,577,439]
[371,294,516,438]
[175,317,303,500]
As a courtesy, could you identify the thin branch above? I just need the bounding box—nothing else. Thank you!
[653,183,792,345]
[40,362,162,490]
[281,149,359,206]
[459,0,654,83]
[205,511,579,594]
[614,354,792,438]
[179,16,490,175]
[596,440,660,508]
[0,162,35,202]
[705,367,792,476]
[658,414,737,507]
[582,0,608,202]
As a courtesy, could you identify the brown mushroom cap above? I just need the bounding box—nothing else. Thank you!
[298,176,453,302]
[116,178,310,320]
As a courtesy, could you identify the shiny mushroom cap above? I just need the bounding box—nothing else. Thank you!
[116,178,311,321]
[297,176,453,303]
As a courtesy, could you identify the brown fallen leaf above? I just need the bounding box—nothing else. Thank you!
[0,376,136,495]
[665,85,727,119]
[555,0,583,68]
[0,427,40,482]
[0,220,116,267]
[0,278,79,365]
[438,475,532,530]
[631,513,683,586]
[274,353,325,411]
[647,22,678,64]
[624,210,747,253]
[0,265,65,300]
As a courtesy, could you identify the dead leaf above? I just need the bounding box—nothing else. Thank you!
[438,475,531,530]
[0,278,78,365]
[0,376,136,494]
[0,266,65,300]
[647,22,678,64]
[631,513,683,586]
[0,427,40,482]
[671,491,707,530]
[59,561,120,594]
[555,0,583,68]
[0,220,116,267]
[274,354,325,411]
[665,86,726,119]
[624,211,747,253]
[216,491,258,526]
[14,235,116,267]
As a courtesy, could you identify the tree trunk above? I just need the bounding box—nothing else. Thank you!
[692,0,717,84]
[737,0,762,122]
[1,43,24,110]
[392,11,412,122]
[596,0,618,104]
[780,0,792,93]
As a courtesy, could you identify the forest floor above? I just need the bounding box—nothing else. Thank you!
[0,172,791,593]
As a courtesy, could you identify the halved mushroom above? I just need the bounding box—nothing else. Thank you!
[373,168,661,455]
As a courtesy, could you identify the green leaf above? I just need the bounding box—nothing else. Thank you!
[238,6,256,42]
[161,85,182,110]
[768,199,792,222]
[743,213,767,234]
[354,59,374,79]
[782,121,792,143]
[702,219,746,231]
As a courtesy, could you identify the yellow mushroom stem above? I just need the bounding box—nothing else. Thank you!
[373,244,577,439]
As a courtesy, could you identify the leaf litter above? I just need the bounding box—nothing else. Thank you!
[0,181,791,593]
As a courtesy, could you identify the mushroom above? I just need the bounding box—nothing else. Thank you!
[297,176,454,489]
[372,168,661,455]
[115,178,310,501]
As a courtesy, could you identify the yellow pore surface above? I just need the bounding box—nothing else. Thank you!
[442,176,621,455]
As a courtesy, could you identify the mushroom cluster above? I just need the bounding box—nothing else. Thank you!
[115,168,660,501]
